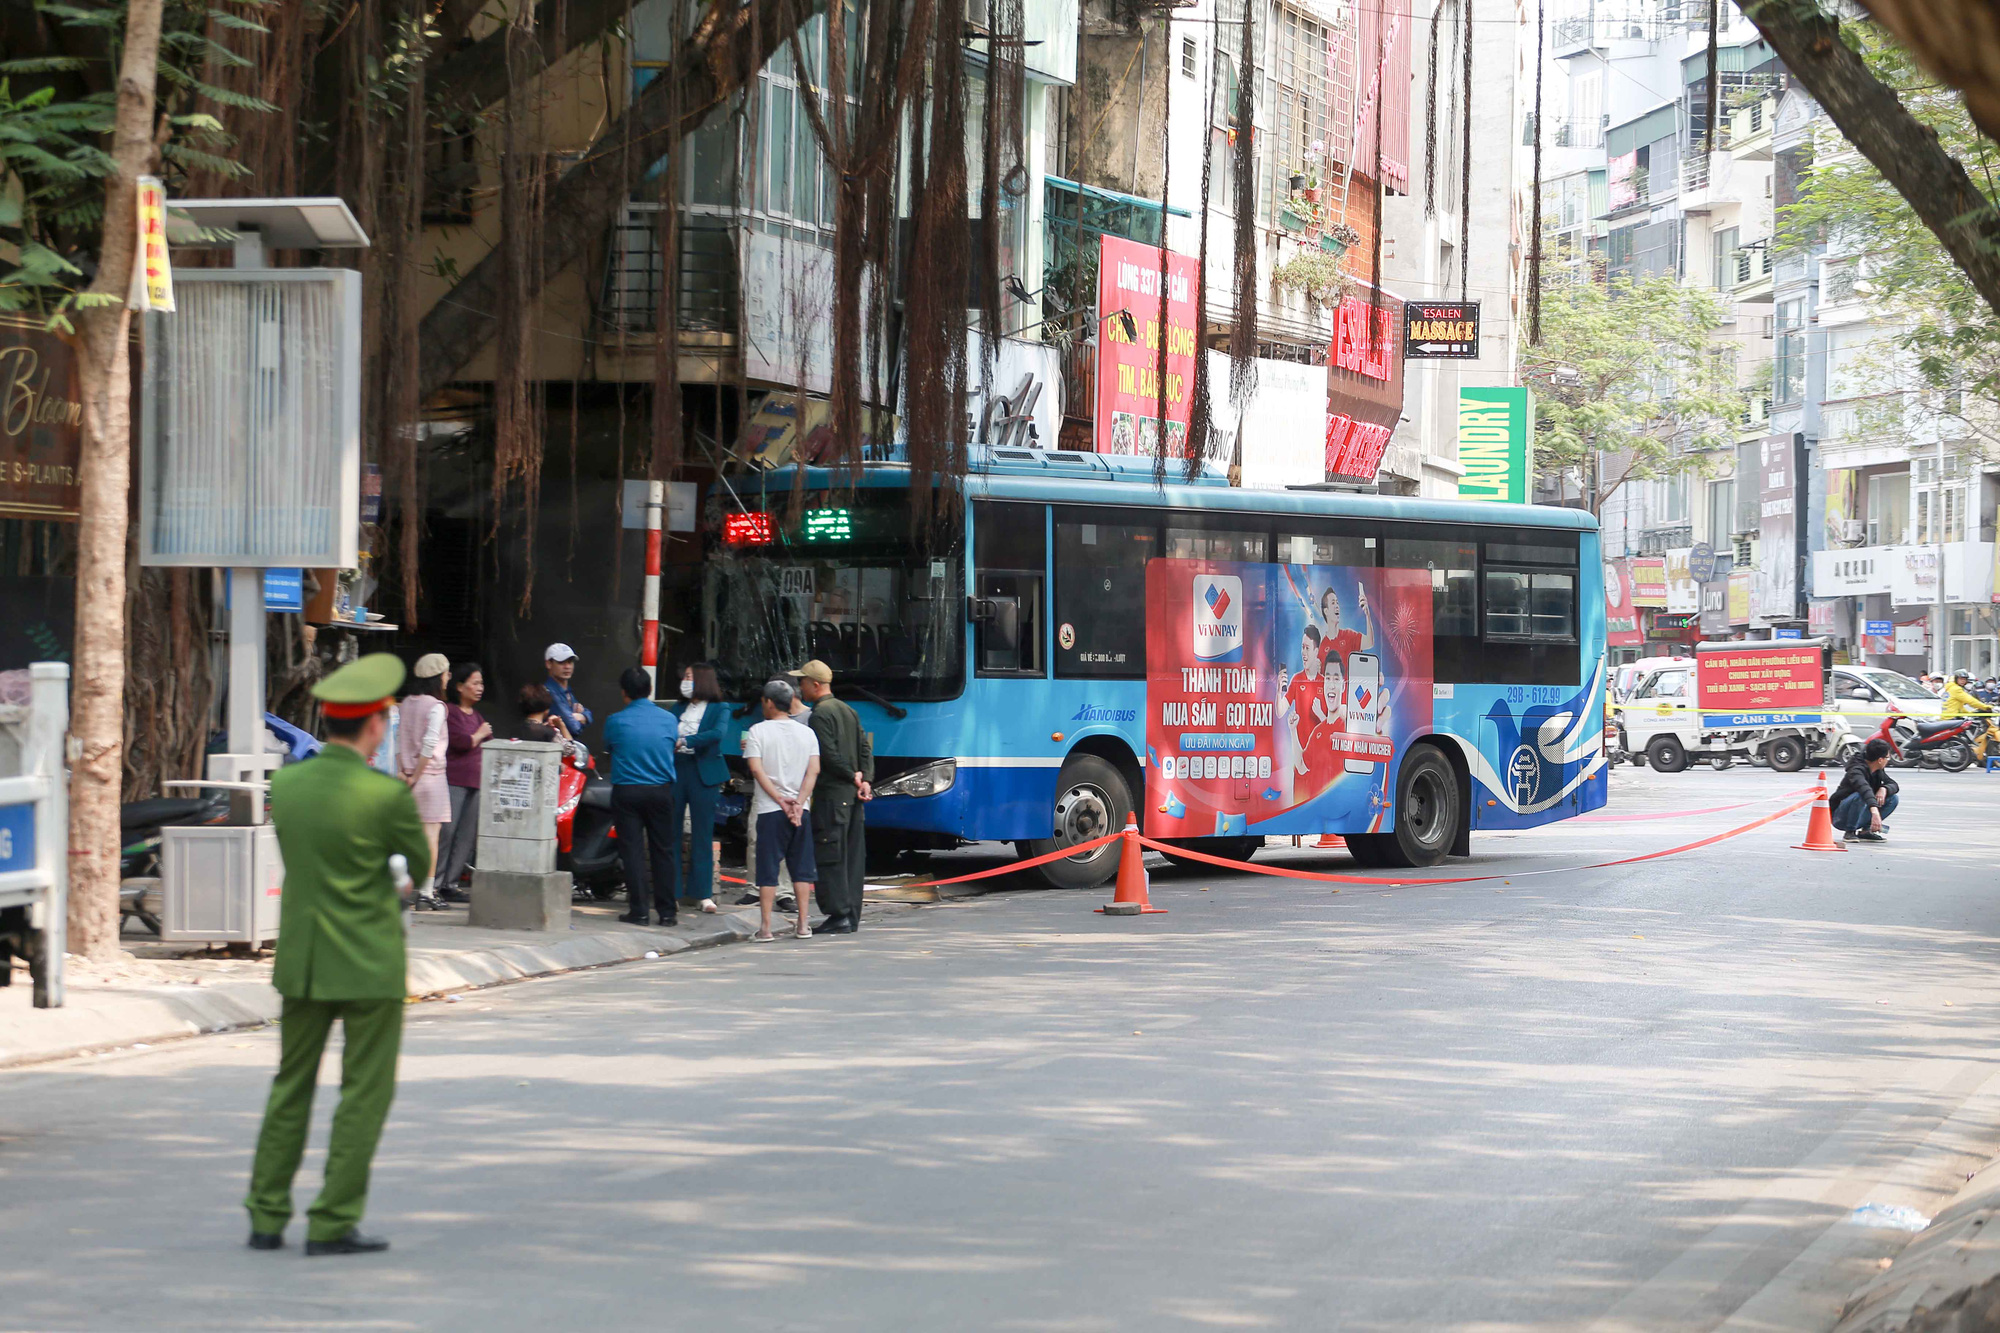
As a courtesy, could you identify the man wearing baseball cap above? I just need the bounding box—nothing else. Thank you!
[543,643,592,740]
[790,659,873,933]
[244,653,431,1256]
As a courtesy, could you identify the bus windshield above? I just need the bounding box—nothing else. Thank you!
[704,489,964,701]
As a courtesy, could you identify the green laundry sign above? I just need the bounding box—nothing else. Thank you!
[1456,387,1532,504]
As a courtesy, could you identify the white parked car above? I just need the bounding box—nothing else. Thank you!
[1828,666,1943,727]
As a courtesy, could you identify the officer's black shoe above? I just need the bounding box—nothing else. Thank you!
[617,913,648,925]
[247,1231,284,1251]
[817,915,856,934]
[656,916,678,928]
[305,1231,390,1256]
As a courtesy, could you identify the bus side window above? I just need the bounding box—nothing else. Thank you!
[1384,536,1478,683]
[1481,533,1579,685]
[973,502,1045,677]
[1053,515,1157,679]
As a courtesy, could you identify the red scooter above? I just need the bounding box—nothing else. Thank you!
[1871,710,1983,772]
[555,747,623,895]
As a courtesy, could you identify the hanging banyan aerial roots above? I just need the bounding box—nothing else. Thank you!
[1185,13,1220,482]
[1228,0,1258,414]
[493,10,547,614]
[904,0,971,536]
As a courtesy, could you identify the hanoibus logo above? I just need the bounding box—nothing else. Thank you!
[1191,574,1244,664]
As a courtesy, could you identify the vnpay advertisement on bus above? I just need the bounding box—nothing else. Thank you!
[1144,560,1434,837]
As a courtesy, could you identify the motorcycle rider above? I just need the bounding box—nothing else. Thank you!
[1941,668,1997,764]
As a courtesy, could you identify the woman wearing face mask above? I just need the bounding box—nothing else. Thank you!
[666,662,729,914]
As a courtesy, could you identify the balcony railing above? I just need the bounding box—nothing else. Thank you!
[1547,117,1606,149]
[600,204,739,336]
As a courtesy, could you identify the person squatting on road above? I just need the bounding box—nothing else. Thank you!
[744,679,820,941]
[791,659,874,935]
[244,653,432,1257]
[1830,739,1900,843]
[603,667,682,927]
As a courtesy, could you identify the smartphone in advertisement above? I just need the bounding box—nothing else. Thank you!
[1346,652,1382,774]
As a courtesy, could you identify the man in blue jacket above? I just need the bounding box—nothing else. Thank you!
[603,667,679,925]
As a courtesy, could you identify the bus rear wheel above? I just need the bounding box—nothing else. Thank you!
[1022,754,1132,890]
[1347,743,1461,869]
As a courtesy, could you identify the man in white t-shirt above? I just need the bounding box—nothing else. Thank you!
[742,679,821,940]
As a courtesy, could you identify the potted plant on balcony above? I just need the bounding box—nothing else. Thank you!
[1271,249,1351,316]
[1320,222,1359,256]
[1288,164,1307,194]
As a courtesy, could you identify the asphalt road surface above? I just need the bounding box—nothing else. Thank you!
[5,762,2000,1332]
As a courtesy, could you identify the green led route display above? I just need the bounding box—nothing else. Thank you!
[801,507,853,542]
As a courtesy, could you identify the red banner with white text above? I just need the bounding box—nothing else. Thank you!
[1094,234,1200,457]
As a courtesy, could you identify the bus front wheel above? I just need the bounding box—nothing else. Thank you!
[1346,743,1461,869]
[1022,754,1133,890]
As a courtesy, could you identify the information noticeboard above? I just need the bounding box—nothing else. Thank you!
[1695,643,1825,726]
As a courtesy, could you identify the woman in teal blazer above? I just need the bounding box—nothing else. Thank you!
[666,662,731,912]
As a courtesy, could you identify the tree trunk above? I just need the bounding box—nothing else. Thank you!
[1740,0,2000,320]
[67,0,165,959]
[415,0,803,403]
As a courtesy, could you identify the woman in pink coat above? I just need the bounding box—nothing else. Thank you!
[397,653,453,909]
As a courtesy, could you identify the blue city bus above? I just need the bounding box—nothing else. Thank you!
[704,448,1608,886]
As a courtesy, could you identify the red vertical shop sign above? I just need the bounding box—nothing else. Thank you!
[1325,291,1406,482]
[1093,234,1200,457]
[1605,558,1643,647]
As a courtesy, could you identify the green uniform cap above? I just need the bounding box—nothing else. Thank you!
[310,652,407,713]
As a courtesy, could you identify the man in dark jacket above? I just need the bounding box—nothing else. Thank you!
[1830,739,1899,843]
[792,660,873,933]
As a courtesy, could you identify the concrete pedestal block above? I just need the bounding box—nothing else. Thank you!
[469,869,573,932]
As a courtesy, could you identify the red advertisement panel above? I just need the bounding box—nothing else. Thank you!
[1605,558,1643,647]
[1695,644,1824,716]
[1094,235,1200,457]
[1145,560,1432,836]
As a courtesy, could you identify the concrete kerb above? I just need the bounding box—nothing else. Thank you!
[1836,1170,2000,1333]
[0,909,762,1071]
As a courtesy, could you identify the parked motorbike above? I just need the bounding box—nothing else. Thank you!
[118,789,232,935]
[556,745,622,898]
[1873,710,1983,772]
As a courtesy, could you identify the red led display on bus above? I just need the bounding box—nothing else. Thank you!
[723,512,774,546]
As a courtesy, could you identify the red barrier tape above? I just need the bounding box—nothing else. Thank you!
[718,830,1126,891]
[1576,786,1817,823]
[1132,790,1821,888]
[713,790,1822,893]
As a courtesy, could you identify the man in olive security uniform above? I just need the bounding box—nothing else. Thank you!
[791,660,873,933]
[244,652,432,1256]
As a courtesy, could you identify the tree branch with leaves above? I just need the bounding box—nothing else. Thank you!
[1523,260,1741,516]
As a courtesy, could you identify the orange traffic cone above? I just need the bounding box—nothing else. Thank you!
[1315,833,1347,850]
[1794,775,1846,852]
[1098,814,1166,914]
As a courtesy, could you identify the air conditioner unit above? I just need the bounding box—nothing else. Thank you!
[139,269,362,568]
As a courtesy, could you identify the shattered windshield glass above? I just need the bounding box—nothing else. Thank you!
[705,488,965,702]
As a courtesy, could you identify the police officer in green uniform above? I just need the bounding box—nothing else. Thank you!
[244,653,432,1256]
